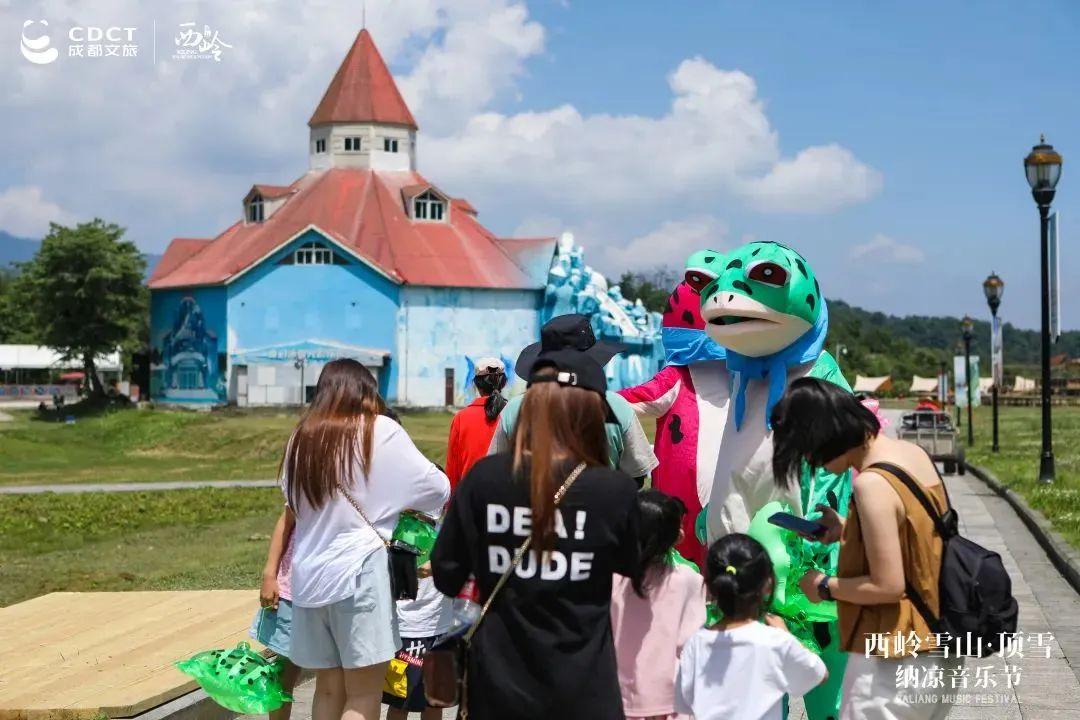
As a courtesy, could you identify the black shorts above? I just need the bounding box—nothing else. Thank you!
[382,635,440,711]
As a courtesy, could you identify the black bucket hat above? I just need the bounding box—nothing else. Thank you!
[515,314,627,382]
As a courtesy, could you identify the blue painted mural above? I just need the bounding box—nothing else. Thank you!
[543,234,664,388]
[150,287,227,403]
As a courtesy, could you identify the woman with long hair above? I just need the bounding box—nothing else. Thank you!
[281,359,449,720]
[445,358,508,490]
[431,349,641,720]
[770,377,962,720]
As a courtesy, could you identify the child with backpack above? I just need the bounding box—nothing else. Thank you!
[610,490,707,719]
[675,534,827,720]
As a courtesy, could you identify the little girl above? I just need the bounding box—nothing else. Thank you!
[251,508,301,720]
[675,534,827,720]
[611,490,707,720]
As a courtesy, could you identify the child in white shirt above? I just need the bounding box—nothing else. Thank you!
[676,533,827,720]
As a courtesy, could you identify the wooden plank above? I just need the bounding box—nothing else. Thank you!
[0,591,259,720]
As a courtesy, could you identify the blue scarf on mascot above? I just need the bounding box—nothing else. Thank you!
[725,300,829,431]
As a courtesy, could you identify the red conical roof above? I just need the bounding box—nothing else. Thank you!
[309,29,418,130]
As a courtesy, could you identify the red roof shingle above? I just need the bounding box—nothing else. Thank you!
[309,29,418,130]
[149,169,555,290]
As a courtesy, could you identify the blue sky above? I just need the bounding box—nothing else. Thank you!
[1,1,1077,329]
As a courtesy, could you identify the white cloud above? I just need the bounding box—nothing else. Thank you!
[0,185,75,237]
[423,57,881,218]
[849,233,925,265]
[604,216,728,272]
[0,1,880,260]
[738,144,883,213]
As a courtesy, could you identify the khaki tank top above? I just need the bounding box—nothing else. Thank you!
[837,463,949,657]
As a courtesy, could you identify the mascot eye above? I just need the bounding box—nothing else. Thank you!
[747,262,788,287]
[684,270,714,294]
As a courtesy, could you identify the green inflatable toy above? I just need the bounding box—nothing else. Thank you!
[392,510,439,566]
[176,642,293,713]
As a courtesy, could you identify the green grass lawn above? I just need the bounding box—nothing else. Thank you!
[966,404,1080,548]
[0,407,455,485]
[3,402,1077,608]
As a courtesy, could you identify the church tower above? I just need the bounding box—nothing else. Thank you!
[308,29,418,173]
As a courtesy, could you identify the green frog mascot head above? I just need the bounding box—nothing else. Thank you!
[699,241,828,430]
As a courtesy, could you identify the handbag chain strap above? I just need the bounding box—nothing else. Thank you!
[463,462,586,644]
[336,480,392,549]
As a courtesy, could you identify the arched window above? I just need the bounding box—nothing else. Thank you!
[246,194,264,223]
[414,191,445,221]
[294,242,333,265]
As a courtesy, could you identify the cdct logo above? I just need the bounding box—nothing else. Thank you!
[68,26,137,43]
[20,19,58,65]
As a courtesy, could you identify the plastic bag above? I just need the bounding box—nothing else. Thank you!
[176,641,293,713]
[392,510,439,567]
[666,547,700,574]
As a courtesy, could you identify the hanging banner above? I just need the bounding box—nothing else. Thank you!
[954,355,981,408]
[991,315,1004,387]
[1049,211,1061,341]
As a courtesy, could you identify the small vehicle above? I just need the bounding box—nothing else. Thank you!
[898,410,965,475]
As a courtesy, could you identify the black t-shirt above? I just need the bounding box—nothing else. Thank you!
[431,453,640,720]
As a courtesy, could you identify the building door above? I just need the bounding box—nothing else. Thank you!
[236,365,248,407]
[445,368,454,406]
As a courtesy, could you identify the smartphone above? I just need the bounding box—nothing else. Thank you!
[768,511,827,538]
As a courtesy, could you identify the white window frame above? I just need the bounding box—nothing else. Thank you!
[344,136,362,152]
[413,190,445,222]
[294,241,333,265]
[383,137,399,153]
[247,195,265,223]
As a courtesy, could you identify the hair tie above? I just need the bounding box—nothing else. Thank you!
[725,565,738,575]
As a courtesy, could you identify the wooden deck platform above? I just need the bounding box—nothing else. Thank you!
[0,591,258,720]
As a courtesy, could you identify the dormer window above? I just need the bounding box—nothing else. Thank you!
[246,194,264,223]
[315,138,326,153]
[295,242,333,265]
[383,138,399,153]
[344,137,362,152]
[414,191,445,221]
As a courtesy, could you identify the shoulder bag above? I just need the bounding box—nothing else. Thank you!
[336,480,421,601]
[423,462,587,717]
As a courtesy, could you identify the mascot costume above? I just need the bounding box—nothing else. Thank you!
[694,240,852,720]
[617,250,727,564]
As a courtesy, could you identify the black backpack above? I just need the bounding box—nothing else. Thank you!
[869,462,1019,657]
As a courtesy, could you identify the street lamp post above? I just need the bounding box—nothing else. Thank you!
[1024,136,1063,483]
[294,358,306,406]
[983,272,1004,452]
[961,316,975,446]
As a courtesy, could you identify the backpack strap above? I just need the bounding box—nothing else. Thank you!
[864,461,956,635]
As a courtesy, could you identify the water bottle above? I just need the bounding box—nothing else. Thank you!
[450,576,481,630]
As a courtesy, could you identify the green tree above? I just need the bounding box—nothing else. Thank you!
[614,267,680,313]
[0,267,38,343]
[16,220,147,397]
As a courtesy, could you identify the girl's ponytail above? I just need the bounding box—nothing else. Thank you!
[705,533,774,621]
[475,371,508,422]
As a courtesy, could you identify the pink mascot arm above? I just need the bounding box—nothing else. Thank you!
[618,364,684,418]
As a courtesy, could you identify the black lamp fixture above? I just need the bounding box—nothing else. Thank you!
[961,316,975,447]
[983,272,1004,452]
[1024,136,1063,483]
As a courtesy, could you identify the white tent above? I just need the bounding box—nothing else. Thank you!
[978,377,994,396]
[1013,376,1036,393]
[0,345,122,371]
[910,375,938,394]
[853,375,892,394]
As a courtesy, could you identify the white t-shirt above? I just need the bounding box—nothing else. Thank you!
[396,576,452,637]
[675,622,826,720]
[285,415,450,608]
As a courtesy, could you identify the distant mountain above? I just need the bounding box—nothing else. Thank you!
[0,230,162,279]
[0,231,40,267]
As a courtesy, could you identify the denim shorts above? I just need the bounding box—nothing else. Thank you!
[289,551,401,669]
[250,598,293,658]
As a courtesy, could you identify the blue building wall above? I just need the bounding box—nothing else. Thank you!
[149,286,228,403]
[226,229,401,399]
[397,287,542,406]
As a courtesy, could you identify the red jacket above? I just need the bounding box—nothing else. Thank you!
[446,397,500,491]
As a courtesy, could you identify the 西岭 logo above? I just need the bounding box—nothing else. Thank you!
[173,22,232,62]
[21,19,58,64]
